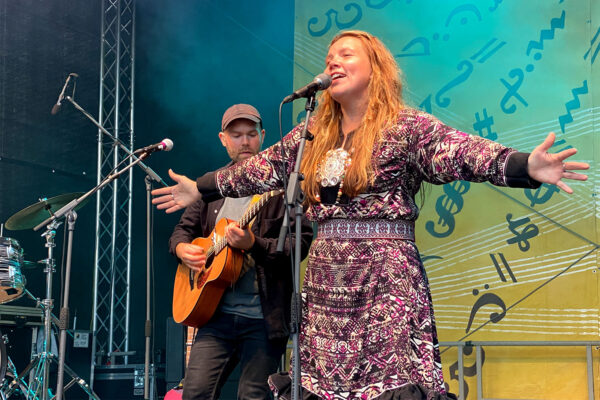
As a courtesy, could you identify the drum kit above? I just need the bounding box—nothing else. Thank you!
[0,193,99,400]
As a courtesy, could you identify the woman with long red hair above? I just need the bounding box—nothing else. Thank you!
[153,31,589,399]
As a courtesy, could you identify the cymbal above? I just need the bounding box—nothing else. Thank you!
[5,192,89,230]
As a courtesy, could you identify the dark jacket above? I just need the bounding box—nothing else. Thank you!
[169,178,313,341]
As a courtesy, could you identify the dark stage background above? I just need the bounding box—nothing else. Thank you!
[0,0,102,388]
[0,0,295,396]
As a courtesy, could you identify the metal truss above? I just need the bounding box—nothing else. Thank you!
[91,0,136,387]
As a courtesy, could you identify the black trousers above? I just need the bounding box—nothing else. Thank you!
[183,311,287,400]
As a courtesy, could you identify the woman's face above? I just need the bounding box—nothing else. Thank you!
[325,36,372,106]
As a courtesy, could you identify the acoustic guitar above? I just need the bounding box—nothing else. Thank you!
[172,189,283,328]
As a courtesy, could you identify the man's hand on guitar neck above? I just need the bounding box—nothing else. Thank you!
[224,222,255,251]
[175,243,206,273]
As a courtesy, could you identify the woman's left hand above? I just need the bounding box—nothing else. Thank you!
[527,132,589,194]
[151,169,201,213]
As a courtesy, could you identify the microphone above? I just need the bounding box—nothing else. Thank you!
[282,73,332,104]
[51,73,79,115]
[134,138,174,155]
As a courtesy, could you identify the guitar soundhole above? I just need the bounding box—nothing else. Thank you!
[206,253,214,267]
[197,268,209,289]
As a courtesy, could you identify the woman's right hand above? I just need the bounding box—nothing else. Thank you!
[175,242,206,273]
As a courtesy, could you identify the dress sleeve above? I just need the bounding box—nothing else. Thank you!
[202,123,305,198]
[409,111,539,188]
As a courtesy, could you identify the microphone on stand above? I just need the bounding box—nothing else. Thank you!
[51,73,79,115]
[134,138,174,155]
[282,73,332,104]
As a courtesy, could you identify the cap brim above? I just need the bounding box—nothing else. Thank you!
[222,114,261,130]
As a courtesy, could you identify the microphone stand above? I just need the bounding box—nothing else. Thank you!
[61,93,165,399]
[64,95,167,186]
[276,93,316,400]
[144,176,154,400]
[34,153,152,400]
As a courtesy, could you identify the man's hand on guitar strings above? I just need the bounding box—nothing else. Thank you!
[175,242,206,272]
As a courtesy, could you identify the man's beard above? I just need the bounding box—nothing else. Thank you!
[233,147,254,163]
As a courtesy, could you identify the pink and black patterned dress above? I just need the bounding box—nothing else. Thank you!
[196,109,537,400]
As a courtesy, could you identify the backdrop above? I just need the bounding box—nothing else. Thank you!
[1,1,597,399]
[291,1,598,398]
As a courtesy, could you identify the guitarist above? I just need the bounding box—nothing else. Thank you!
[168,104,313,400]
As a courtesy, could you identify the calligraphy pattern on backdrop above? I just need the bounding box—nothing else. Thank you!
[293,1,598,398]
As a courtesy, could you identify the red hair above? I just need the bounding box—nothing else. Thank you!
[301,30,405,204]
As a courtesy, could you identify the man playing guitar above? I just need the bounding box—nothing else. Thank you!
[169,104,313,400]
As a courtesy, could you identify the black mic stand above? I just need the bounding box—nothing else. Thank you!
[34,153,152,400]
[144,176,154,400]
[64,95,167,186]
[61,92,165,400]
[276,93,316,400]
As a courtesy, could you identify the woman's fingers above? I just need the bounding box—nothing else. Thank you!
[563,161,590,171]
[554,147,577,162]
[555,180,573,194]
[151,186,172,196]
[534,132,556,154]
[562,171,588,181]
[153,195,174,207]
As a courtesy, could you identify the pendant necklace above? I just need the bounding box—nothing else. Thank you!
[315,131,354,203]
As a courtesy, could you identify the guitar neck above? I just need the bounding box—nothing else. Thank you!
[209,190,282,256]
[238,191,277,228]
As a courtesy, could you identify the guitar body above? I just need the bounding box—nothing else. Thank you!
[172,218,243,327]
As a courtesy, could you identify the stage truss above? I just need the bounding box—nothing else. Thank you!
[91,0,135,387]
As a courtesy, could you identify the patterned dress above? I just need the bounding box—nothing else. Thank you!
[202,109,527,399]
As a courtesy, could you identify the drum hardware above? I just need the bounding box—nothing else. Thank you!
[0,333,7,393]
[1,194,101,399]
[2,356,27,400]
[0,292,94,400]
[0,221,62,400]
[0,303,44,327]
[0,221,99,400]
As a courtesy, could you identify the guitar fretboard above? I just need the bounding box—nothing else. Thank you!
[204,190,283,259]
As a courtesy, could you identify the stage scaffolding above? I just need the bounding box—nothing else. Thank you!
[91,0,136,388]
